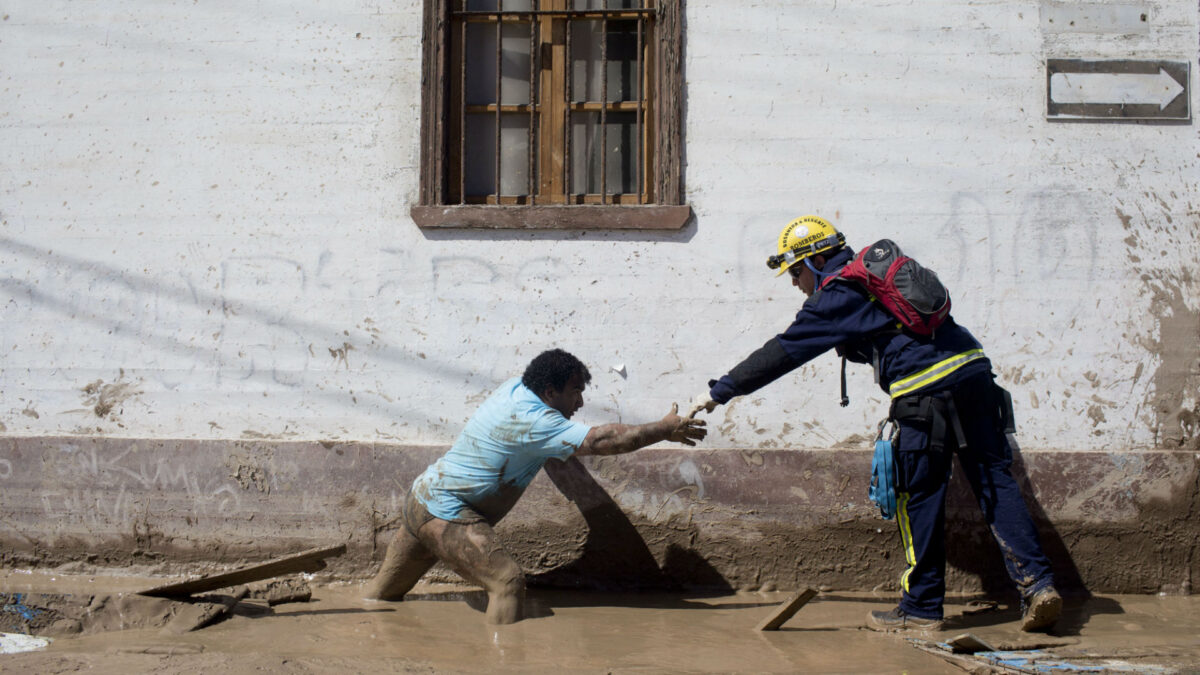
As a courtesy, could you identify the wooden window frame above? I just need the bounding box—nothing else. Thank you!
[411,0,690,230]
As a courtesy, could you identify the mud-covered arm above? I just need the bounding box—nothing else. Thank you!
[575,404,707,456]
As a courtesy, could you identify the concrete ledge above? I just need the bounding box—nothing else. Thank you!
[0,437,1196,595]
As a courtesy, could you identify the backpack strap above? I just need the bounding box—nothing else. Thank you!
[996,383,1016,434]
[839,356,849,407]
[825,270,903,408]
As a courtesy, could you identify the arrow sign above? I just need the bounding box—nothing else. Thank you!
[1046,59,1190,121]
[1050,69,1183,109]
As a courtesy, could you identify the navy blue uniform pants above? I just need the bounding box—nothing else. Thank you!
[893,372,1054,620]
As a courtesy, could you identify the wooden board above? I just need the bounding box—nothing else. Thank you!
[755,588,819,631]
[160,586,249,635]
[946,633,996,654]
[139,544,346,598]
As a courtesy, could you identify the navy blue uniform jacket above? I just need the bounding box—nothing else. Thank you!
[708,247,991,404]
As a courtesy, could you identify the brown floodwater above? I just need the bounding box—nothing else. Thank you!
[2,570,1199,673]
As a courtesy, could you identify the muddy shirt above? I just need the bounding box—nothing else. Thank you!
[410,377,591,522]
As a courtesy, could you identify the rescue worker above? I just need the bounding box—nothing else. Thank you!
[365,348,707,624]
[690,216,1061,633]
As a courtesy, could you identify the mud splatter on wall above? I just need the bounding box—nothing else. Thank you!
[0,1,1195,451]
[1116,204,1200,449]
[0,0,1198,588]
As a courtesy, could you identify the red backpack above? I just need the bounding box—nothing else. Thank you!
[821,239,951,337]
[820,240,951,406]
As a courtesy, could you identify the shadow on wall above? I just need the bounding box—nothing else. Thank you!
[0,234,467,429]
[1009,444,1089,597]
[529,457,731,593]
[944,439,1088,599]
[531,449,1088,597]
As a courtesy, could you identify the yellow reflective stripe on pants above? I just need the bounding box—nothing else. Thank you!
[897,492,916,592]
[889,349,986,399]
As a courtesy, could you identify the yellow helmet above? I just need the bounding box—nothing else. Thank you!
[765,215,846,277]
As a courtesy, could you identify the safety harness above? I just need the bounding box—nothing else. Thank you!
[868,372,1016,520]
[891,371,1016,449]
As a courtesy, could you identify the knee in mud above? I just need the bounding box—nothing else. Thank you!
[491,561,525,596]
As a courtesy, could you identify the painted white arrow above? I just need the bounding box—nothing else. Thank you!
[1050,69,1184,109]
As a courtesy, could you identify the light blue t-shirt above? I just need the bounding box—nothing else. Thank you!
[411,377,591,521]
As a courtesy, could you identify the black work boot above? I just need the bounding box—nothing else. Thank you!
[867,606,945,632]
[1021,586,1062,632]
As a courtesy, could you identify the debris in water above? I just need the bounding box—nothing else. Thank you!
[0,632,51,654]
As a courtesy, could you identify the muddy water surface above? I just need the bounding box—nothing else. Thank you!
[3,571,1199,673]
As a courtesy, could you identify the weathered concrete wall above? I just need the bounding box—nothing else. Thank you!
[1,1,1198,591]
[1,437,1196,594]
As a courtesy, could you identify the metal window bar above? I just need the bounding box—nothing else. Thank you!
[459,11,467,205]
[635,12,642,204]
[600,0,608,205]
[564,12,571,203]
[494,0,502,203]
[528,0,537,204]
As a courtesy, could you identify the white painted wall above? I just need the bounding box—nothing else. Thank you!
[2,1,1197,451]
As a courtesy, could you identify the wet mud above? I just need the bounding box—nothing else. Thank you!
[3,571,1200,674]
[0,577,315,642]
[2,591,180,637]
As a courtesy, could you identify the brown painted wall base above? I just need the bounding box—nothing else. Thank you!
[1,437,1196,596]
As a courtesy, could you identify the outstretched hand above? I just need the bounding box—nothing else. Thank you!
[688,393,718,419]
[663,403,707,446]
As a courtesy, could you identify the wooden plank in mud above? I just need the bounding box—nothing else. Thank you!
[139,544,346,598]
[945,633,996,654]
[161,586,249,634]
[756,588,819,631]
[905,638,991,672]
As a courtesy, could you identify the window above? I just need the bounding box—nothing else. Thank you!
[412,0,689,229]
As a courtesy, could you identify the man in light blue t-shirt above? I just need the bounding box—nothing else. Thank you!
[364,349,707,624]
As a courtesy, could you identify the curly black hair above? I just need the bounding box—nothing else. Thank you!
[521,349,591,396]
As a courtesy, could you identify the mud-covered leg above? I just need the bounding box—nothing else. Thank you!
[423,519,525,625]
[363,525,438,601]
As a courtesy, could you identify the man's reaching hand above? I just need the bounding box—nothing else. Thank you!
[664,403,707,446]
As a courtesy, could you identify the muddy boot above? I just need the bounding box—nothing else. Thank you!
[866,606,944,633]
[1020,586,1062,632]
